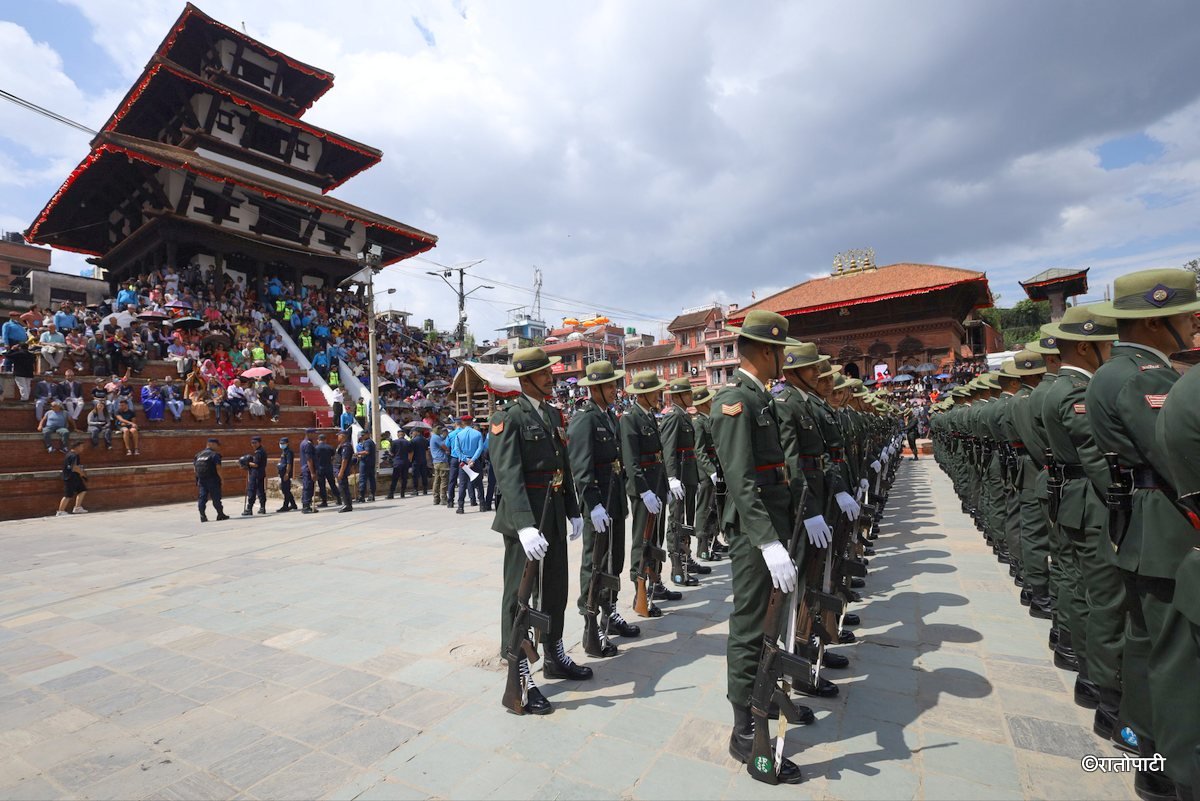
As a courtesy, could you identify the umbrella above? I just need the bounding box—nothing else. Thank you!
[566,377,578,383]
[241,367,273,379]
[165,299,193,309]
[138,310,168,320]
[914,362,938,373]
[424,379,450,390]
[895,364,916,374]
[376,380,399,391]
[202,331,231,347]
[935,373,952,379]
[169,317,204,330]
[101,310,136,329]
[403,420,432,430]
[891,374,914,383]
[413,399,437,409]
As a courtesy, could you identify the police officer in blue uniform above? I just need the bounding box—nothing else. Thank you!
[276,437,296,512]
[300,428,319,514]
[194,437,229,523]
[242,435,267,516]
[356,430,377,503]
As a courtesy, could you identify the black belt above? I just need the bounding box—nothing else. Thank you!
[797,456,820,471]
[1060,464,1087,480]
[1132,467,1169,490]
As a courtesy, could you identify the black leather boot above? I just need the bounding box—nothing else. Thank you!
[1073,676,1100,709]
[1053,629,1080,672]
[604,608,641,638]
[687,556,712,575]
[652,582,682,601]
[1133,739,1176,801]
[1028,587,1053,620]
[822,651,849,669]
[729,703,804,785]
[842,612,860,627]
[513,657,552,715]
[670,553,698,587]
[1020,586,1033,607]
[542,639,593,681]
[796,675,839,698]
[838,629,856,644]
[1092,687,1121,740]
[1048,625,1059,648]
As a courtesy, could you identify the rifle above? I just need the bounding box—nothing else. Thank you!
[747,483,817,785]
[633,495,667,617]
[501,470,562,715]
[1104,453,1133,550]
[1044,448,1063,526]
[582,461,622,658]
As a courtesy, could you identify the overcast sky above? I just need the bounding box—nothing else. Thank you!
[2,1,1199,340]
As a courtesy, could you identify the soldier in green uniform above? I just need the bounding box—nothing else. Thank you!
[1153,366,1200,799]
[691,386,724,561]
[1000,354,1051,611]
[1086,268,1200,801]
[621,370,680,617]
[709,310,804,784]
[490,347,588,715]
[661,377,709,586]
[569,360,641,657]
[1040,305,1126,738]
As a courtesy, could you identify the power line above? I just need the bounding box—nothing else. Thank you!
[0,88,96,135]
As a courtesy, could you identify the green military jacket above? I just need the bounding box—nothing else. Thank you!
[692,411,718,480]
[1013,378,1055,496]
[773,384,826,520]
[619,401,665,498]
[1085,343,1188,577]
[489,395,580,536]
[1042,366,1107,531]
[807,395,850,500]
[659,404,699,486]
[710,372,791,548]
[566,399,629,517]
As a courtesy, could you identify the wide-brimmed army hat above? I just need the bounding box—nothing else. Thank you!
[1026,336,1060,356]
[976,372,1001,390]
[626,369,668,394]
[782,342,830,369]
[691,385,714,404]
[577,359,625,386]
[665,377,695,395]
[505,347,561,378]
[724,309,799,346]
[1091,268,1200,319]
[1000,350,1046,377]
[818,361,842,378]
[1040,304,1119,342]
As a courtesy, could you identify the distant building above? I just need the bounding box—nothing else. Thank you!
[1020,267,1089,322]
[543,323,626,380]
[731,259,995,379]
[0,233,108,313]
[623,304,741,387]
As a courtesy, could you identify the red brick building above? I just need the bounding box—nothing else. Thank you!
[543,323,626,380]
[623,305,743,388]
[731,262,996,379]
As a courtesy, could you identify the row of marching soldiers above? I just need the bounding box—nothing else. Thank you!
[490,308,904,786]
[931,267,1200,801]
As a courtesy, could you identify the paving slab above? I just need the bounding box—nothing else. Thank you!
[0,461,1139,799]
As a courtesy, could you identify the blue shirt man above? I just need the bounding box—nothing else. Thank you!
[339,410,356,431]
[53,309,77,332]
[115,286,138,309]
[454,424,484,462]
[312,351,329,371]
[2,314,26,347]
[429,430,449,464]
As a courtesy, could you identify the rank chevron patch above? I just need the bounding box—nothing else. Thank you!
[722,402,744,416]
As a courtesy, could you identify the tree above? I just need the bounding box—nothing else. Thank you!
[1184,258,1200,289]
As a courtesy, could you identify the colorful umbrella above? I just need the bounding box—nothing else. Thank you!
[241,367,273,379]
[169,317,204,330]
[165,299,193,309]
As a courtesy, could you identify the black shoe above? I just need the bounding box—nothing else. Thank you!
[652,583,683,601]
[863,546,875,556]
[258,506,267,515]
[1020,587,1033,607]
[1013,573,1025,587]
[241,509,253,517]
[822,651,849,669]
[767,702,815,724]
[522,684,553,716]
[796,676,839,698]
[215,513,230,521]
[1048,625,1059,648]
[1093,704,1117,740]
[713,540,729,554]
[687,557,712,575]
[470,500,478,507]
[1074,677,1100,709]
[1008,563,1018,577]
[838,629,856,644]
[671,571,699,587]
[199,514,208,523]
[369,496,375,503]
[338,505,353,513]
[275,506,288,513]
[842,612,860,627]
[1134,769,1177,801]
[543,640,593,681]
[318,502,329,508]
[386,494,394,500]
[845,590,862,603]
[729,705,804,785]
[1029,591,1053,620]
[850,576,866,589]
[356,497,366,505]
[1054,647,1080,673]
[480,504,492,512]
[456,507,465,514]
[605,610,641,638]
[301,507,315,514]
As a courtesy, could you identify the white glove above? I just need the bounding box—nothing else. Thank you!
[668,477,685,500]
[517,527,548,561]
[570,517,584,541]
[835,491,861,521]
[710,473,719,486]
[859,478,869,491]
[759,540,798,593]
[590,504,611,534]
[803,515,833,549]
[870,460,881,473]
[640,490,662,515]
[881,451,890,465]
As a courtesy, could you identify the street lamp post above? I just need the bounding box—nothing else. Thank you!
[356,245,383,443]
[425,259,491,349]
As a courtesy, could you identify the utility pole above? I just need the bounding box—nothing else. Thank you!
[426,259,492,350]
[347,245,384,443]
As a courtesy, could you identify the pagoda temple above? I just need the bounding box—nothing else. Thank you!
[730,251,997,379]
[26,3,436,295]
[1019,267,1089,322]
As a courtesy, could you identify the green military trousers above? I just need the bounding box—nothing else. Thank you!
[1018,458,1050,589]
[666,483,698,559]
[500,489,569,653]
[628,493,659,582]
[985,455,1005,543]
[726,519,779,707]
[1062,522,1125,691]
[576,505,626,615]
[695,476,719,555]
[1149,551,1200,791]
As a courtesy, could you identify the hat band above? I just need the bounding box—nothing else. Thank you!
[514,356,550,372]
[1058,320,1117,336]
[1114,285,1197,311]
[587,369,614,381]
[741,323,786,341]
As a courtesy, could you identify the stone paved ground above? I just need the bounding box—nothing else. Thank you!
[0,461,1137,800]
